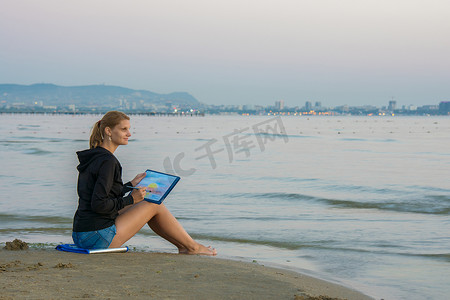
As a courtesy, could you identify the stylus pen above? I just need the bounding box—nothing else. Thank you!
[126,186,144,190]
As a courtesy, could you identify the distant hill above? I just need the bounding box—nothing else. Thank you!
[0,83,203,108]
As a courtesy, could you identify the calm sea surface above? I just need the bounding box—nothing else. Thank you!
[1,114,449,299]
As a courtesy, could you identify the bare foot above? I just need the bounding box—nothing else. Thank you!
[179,244,217,256]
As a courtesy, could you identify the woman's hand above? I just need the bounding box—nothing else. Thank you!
[131,186,147,204]
[130,172,146,187]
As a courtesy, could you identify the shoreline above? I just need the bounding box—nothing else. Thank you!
[1,248,373,300]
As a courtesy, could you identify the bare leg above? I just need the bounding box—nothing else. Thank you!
[146,204,216,254]
[119,205,186,253]
[109,201,216,255]
[146,207,189,251]
[118,204,133,215]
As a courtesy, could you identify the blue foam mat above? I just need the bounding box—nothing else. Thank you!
[56,244,128,254]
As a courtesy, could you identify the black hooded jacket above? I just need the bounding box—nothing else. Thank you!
[73,147,134,232]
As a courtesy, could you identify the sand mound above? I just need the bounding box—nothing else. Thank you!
[4,239,29,250]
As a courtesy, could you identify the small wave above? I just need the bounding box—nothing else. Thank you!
[232,192,450,215]
[255,176,319,183]
[17,127,40,131]
[0,213,72,224]
[255,133,318,139]
[0,136,68,144]
[188,235,450,262]
[233,192,318,202]
[192,234,303,250]
[322,196,450,215]
[340,138,367,142]
[325,183,403,195]
[18,124,41,128]
[254,132,288,138]
[29,242,61,249]
[0,140,42,144]
[417,253,450,262]
[136,230,310,250]
[406,185,450,194]
[22,148,52,155]
[23,136,67,143]
[0,227,71,234]
[17,124,41,131]
[374,138,397,143]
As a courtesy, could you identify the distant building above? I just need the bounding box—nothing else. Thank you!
[439,101,450,113]
[315,101,321,108]
[388,100,396,111]
[305,101,312,111]
[275,100,284,110]
[243,104,254,111]
[336,105,349,112]
[421,105,438,111]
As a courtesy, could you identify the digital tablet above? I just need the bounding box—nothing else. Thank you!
[134,169,180,204]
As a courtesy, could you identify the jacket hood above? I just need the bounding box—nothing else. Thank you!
[76,147,112,172]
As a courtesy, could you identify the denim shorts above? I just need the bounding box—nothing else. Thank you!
[72,224,116,249]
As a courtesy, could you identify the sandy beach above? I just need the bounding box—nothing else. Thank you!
[0,247,373,300]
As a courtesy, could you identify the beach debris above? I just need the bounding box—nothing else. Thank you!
[27,262,44,271]
[54,262,74,269]
[0,260,44,272]
[0,260,22,272]
[4,239,29,250]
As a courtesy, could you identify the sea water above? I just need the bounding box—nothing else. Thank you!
[0,114,449,300]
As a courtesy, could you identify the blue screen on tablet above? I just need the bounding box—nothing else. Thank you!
[135,169,180,204]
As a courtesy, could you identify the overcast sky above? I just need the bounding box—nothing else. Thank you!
[1,0,449,107]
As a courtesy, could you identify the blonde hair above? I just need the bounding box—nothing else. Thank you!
[89,111,130,149]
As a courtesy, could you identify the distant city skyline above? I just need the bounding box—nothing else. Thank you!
[2,83,448,116]
[1,1,449,107]
[0,82,446,112]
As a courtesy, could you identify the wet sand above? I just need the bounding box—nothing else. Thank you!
[0,249,373,299]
